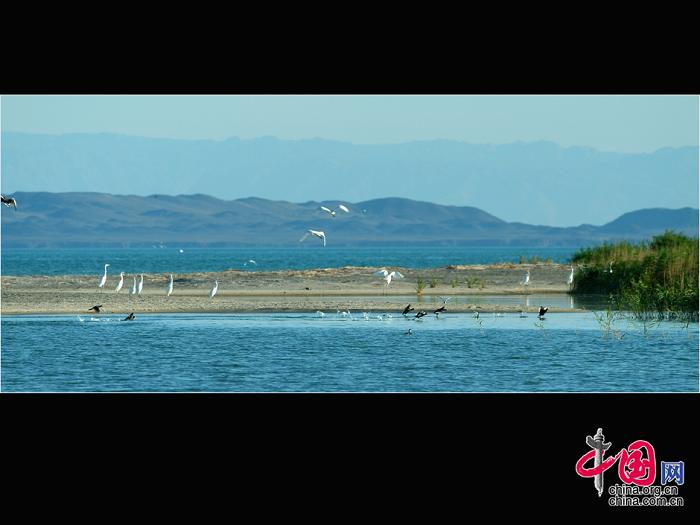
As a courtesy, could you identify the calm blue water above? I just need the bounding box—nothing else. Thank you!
[2,312,697,392]
[0,246,578,276]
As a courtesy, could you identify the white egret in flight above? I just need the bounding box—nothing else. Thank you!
[98,264,110,292]
[373,269,405,288]
[115,272,125,293]
[299,230,326,247]
[320,204,350,217]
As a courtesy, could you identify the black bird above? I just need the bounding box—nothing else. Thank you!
[415,310,427,319]
[402,304,414,316]
[405,328,413,335]
[434,305,447,316]
[1,194,17,210]
[538,306,549,319]
[88,305,103,313]
[123,312,135,321]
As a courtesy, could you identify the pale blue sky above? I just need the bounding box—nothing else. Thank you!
[1,95,698,153]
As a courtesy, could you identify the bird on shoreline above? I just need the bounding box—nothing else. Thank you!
[115,272,125,293]
[567,266,574,287]
[98,264,110,292]
[209,280,219,299]
[523,269,531,287]
[300,229,326,247]
[130,276,137,296]
[1,194,18,210]
[137,274,144,296]
[88,305,103,313]
[166,274,174,297]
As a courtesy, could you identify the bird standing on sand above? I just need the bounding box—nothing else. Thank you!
[523,269,531,287]
[538,306,549,319]
[209,280,219,299]
[567,266,574,287]
[137,274,144,296]
[115,272,125,293]
[130,276,137,296]
[88,305,103,313]
[1,194,18,210]
[402,304,414,316]
[299,229,326,247]
[98,264,110,292]
[166,274,174,297]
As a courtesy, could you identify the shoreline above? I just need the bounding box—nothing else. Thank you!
[1,263,587,315]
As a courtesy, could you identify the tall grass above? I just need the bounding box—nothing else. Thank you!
[571,231,698,319]
[571,231,699,318]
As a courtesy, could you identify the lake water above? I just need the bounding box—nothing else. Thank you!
[0,246,578,276]
[1,312,697,392]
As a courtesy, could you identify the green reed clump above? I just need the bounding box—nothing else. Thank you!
[416,276,426,295]
[571,231,698,317]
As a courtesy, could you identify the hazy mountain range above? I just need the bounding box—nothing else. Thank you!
[1,132,697,227]
[1,192,697,248]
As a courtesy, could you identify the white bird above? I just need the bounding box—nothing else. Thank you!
[567,266,574,286]
[299,229,326,247]
[137,274,144,296]
[115,272,125,293]
[98,264,110,291]
[319,204,350,218]
[209,280,219,299]
[130,276,137,295]
[523,269,530,286]
[609,261,614,274]
[1,194,18,210]
[179,249,184,253]
[166,274,174,297]
[243,259,257,266]
[373,269,405,288]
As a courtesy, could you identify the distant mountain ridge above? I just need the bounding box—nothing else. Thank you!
[1,192,697,248]
[1,132,697,227]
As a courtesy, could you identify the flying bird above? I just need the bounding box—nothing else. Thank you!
[123,312,135,321]
[98,264,110,291]
[1,194,18,210]
[402,304,414,316]
[415,310,427,319]
[243,259,257,266]
[166,274,174,297]
[320,204,350,217]
[209,280,219,299]
[538,306,549,319]
[434,305,447,316]
[299,230,326,247]
[373,269,405,288]
[88,305,103,313]
[115,272,125,293]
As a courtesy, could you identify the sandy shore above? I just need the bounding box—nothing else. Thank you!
[1,263,580,315]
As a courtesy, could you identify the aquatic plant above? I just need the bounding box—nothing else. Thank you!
[571,231,698,317]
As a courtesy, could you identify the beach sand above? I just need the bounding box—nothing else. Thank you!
[1,263,579,315]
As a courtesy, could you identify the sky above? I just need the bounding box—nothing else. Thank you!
[1,95,698,153]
